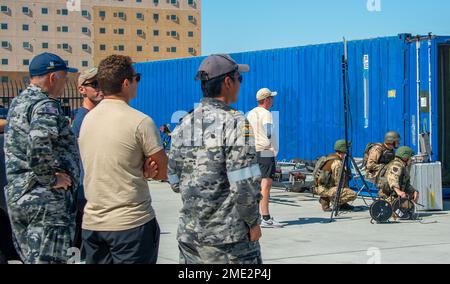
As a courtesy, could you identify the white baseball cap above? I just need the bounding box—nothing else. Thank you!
[256,88,278,101]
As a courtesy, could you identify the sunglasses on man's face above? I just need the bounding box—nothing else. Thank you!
[83,81,99,89]
[132,73,141,83]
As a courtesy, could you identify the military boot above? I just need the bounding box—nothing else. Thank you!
[319,197,332,212]
[339,203,355,211]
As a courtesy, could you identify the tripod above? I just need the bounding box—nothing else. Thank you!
[330,38,376,222]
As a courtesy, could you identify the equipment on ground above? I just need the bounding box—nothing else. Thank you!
[369,200,393,224]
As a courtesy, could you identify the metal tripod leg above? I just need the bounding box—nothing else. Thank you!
[349,156,376,201]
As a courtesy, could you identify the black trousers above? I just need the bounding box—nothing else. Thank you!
[82,218,160,264]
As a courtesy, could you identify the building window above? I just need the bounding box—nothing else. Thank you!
[99,27,106,34]
[42,42,49,49]
[1,23,7,30]
[153,46,159,52]
[23,59,30,66]
[42,25,48,32]
[99,10,106,18]
[153,0,159,5]
[188,15,195,22]
[1,76,8,83]
[136,0,142,2]
[188,0,195,5]
[1,6,8,13]
[62,26,69,32]
[1,41,8,48]
[115,12,125,19]
[82,27,89,34]
[81,10,89,17]
[82,44,89,50]
[118,45,124,51]
[22,24,29,31]
[1,59,8,65]
[153,14,159,21]
[170,0,178,5]
[170,31,177,37]
[137,29,144,36]
[23,42,31,49]
[188,47,195,54]
[82,61,88,67]
[137,46,143,52]
[168,47,176,53]
[41,8,48,14]
[153,30,159,36]
[170,14,177,21]
[62,43,69,50]
[22,7,30,14]
[115,28,124,35]
[188,31,194,37]
[99,44,106,51]
[61,9,68,15]
[136,13,143,20]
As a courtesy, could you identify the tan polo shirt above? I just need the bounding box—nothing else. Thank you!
[79,99,163,231]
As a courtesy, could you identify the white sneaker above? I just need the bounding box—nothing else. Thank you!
[260,217,284,228]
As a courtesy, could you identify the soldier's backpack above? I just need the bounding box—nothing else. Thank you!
[312,155,340,187]
[362,143,383,168]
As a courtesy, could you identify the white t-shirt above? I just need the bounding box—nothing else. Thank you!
[247,106,278,157]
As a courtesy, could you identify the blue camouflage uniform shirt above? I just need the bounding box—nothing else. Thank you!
[169,97,262,246]
[4,84,80,203]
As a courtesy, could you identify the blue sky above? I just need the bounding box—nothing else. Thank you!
[201,0,450,55]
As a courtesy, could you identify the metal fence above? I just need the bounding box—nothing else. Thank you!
[0,80,82,118]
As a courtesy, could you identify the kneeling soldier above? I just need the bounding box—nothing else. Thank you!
[313,140,357,212]
[376,146,419,203]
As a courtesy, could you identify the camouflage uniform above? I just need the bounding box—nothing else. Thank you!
[4,85,80,264]
[377,157,417,202]
[315,155,357,206]
[168,97,262,264]
[365,144,395,181]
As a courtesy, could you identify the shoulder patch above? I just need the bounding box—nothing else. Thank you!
[40,104,60,115]
[242,122,253,137]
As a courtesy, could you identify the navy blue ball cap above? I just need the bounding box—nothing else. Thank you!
[29,52,78,77]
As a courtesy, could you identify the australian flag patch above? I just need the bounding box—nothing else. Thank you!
[42,105,60,115]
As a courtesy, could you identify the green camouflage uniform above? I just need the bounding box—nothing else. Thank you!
[168,98,262,264]
[4,84,80,264]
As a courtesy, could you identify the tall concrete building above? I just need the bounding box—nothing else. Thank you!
[0,0,201,84]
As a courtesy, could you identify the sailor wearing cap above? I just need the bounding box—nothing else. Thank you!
[4,52,80,264]
[168,54,263,264]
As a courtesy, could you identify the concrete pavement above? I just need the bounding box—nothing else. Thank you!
[150,181,450,264]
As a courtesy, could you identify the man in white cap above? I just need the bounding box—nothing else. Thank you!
[247,88,283,228]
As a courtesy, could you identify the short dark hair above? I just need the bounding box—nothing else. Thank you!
[201,71,236,98]
[97,55,133,96]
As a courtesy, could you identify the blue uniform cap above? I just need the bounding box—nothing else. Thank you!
[29,52,78,77]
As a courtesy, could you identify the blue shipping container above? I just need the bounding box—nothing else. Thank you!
[132,34,450,191]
